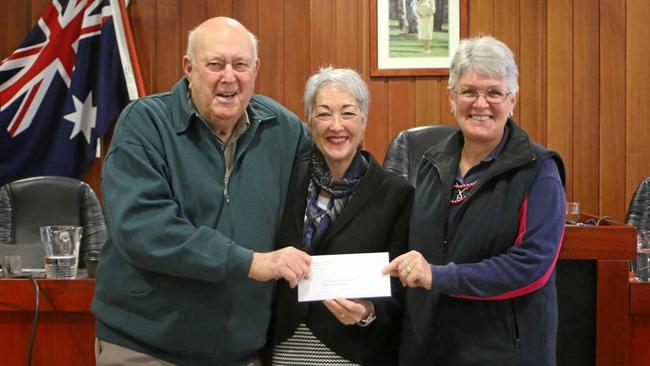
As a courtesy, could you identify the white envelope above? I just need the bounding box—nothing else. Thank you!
[298,252,392,302]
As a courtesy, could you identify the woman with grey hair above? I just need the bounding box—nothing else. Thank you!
[265,67,413,365]
[385,36,566,365]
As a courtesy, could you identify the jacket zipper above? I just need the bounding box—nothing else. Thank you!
[223,174,230,204]
[511,300,521,351]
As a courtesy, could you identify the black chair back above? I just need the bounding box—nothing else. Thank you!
[626,177,650,231]
[383,124,458,186]
[0,176,106,267]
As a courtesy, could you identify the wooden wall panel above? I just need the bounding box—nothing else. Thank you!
[414,79,439,125]
[30,0,49,25]
[388,79,415,147]
[232,0,258,36]
[493,0,520,73]
[2,0,650,221]
[0,1,28,57]
[600,0,627,220]
[366,79,389,161]
[282,0,309,119]
[335,0,361,71]
[626,0,650,213]
[206,0,232,17]
[547,0,574,197]
[180,1,207,62]
[257,0,285,101]
[309,0,335,73]
[156,0,182,91]
[573,0,600,215]
[518,0,546,143]
[129,0,156,94]
[468,0,493,35]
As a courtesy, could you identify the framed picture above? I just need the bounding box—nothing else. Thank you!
[371,0,469,77]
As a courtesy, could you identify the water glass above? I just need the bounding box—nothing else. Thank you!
[40,226,82,279]
[566,202,581,225]
[633,230,650,282]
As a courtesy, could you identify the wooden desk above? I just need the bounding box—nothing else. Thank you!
[558,215,636,366]
[0,218,638,365]
[0,278,95,366]
[629,278,650,365]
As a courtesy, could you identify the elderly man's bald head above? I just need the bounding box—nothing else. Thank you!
[186,17,258,62]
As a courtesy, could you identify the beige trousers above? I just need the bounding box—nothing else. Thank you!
[95,338,262,366]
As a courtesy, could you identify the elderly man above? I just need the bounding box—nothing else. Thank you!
[92,17,312,365]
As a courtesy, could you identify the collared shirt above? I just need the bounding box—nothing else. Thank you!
[456,126,510,184]
[189,93,251,183]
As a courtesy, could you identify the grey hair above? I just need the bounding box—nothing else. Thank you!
[304,67,369,123]
[186,23,259,62]
[448,36,519,94]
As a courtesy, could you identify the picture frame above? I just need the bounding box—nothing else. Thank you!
[371,0,469,77]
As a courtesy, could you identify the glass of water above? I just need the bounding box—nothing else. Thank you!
[39,226,82,279]
[633,230,650,282]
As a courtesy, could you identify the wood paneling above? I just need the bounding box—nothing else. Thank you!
[2,0,650,221]
[573,0,600,215]
[547,0,574,197]
[283,0,310,118]
[257,0,285,100]
[518,0,546,143]
[627,0,650,216]
[600,0,627,220]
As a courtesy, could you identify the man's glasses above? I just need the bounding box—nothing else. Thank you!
[454,87,511,104]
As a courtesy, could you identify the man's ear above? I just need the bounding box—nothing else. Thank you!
[253,58,261,75]
[183,55,192,81]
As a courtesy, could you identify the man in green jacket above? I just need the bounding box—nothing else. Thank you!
[92,17,312,366]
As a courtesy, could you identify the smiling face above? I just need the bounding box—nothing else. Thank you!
[310,84,366,179]
[183,18,259,133]
[449,67,517,147]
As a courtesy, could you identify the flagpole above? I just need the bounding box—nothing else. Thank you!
[114,0,146,97]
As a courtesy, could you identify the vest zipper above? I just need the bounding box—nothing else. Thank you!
[511,300,521,351]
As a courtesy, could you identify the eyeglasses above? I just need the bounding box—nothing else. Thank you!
[454,87,511,104]
[312,108,361,122]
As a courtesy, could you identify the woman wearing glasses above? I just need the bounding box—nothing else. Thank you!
[385,36,566,365]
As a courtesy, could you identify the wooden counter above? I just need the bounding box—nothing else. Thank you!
[0,277,95,366]
[557,215,636,366]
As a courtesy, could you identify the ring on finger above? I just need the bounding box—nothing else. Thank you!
[406,264,413,274]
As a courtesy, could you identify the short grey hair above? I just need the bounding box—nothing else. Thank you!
[186,25,259,62]
[448,36,519,94]
[304,67,369,123]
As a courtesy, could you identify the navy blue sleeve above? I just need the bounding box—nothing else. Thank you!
[431,158,566,299]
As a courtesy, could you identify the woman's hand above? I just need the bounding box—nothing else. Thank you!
[323,298,372,325]
[383,250,432,290]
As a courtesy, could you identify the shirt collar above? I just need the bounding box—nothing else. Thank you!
[456,125,510,183]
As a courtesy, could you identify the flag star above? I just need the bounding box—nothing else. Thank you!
[64,91,97,143]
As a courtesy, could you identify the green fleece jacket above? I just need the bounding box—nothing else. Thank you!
[92,78,311,365]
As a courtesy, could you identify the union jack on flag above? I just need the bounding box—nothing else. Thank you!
[0,0,139,186]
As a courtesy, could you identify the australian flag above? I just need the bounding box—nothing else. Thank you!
[0,0,138,186]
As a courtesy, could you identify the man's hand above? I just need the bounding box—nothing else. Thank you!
[248,247,311,288]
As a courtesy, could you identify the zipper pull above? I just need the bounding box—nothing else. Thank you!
[224,176,230,203]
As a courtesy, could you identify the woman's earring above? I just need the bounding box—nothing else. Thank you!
[509,111,513,118]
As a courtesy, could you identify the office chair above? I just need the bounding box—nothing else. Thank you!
[383,124,458,185]
[626,177,650,231]
[0,176,106,267]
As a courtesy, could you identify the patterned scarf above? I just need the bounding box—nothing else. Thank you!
[302,149,368,250]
